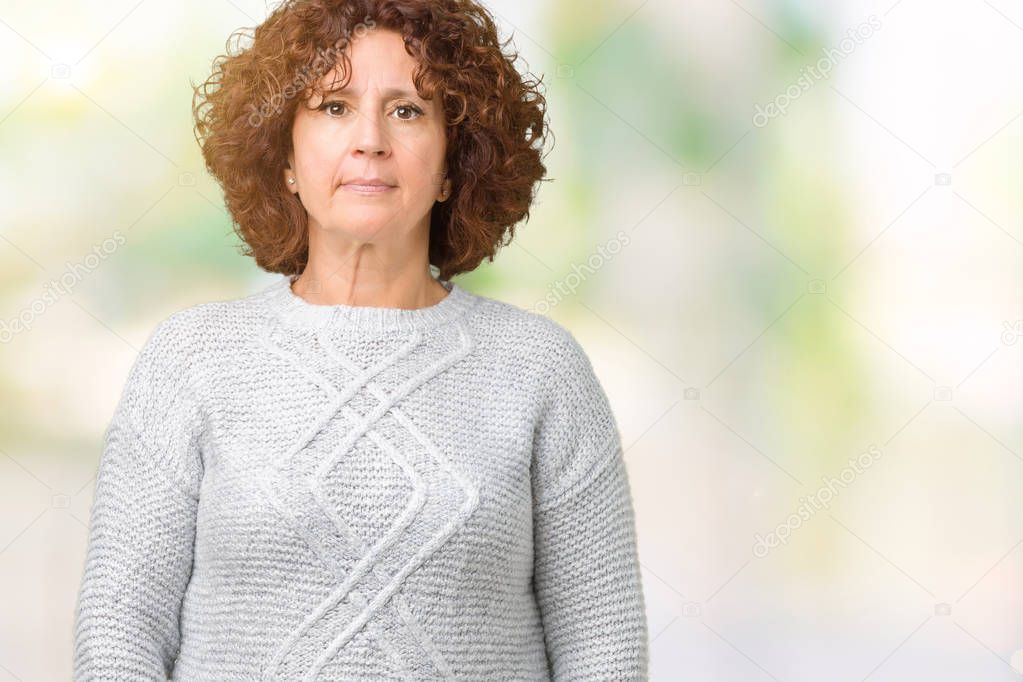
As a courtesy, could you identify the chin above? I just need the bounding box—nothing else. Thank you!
[325,213,400,240]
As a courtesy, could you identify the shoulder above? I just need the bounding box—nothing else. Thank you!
[136,281,276,362]
[461,290,594,377]
[126,290,264,403]
[485,305,620,510]
[134,302,218,372]
[461,290,609,431]
[121,302,218,409]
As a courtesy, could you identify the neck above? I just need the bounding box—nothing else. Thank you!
[296,221,445,310]
[263,273,472,335]
[291,267,448,310]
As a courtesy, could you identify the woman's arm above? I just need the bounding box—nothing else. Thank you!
[72,312,205,680]
[530,324,649,680]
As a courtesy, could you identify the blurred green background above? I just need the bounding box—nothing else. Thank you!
[1,0,1022,679]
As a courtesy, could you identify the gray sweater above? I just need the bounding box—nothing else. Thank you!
[72,275,649,680]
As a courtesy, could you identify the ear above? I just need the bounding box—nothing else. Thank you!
[436,169,451,202]
[283,154,297,193]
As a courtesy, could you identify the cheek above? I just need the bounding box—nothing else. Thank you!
[396,158,440,198]
[399,133,446,180]
[293,123,339,180]
[297,150,335,183]
[397,122,446,162]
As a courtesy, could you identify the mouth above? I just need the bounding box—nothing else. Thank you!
[342,183,397,194]
[339,177,397,194]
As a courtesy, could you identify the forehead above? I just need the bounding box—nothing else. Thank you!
[315,29,419,95]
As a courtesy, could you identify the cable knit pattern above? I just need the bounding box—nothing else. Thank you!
[72,275,649,681]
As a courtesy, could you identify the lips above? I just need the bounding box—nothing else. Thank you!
[344,184,395,193]
[342,177,396,187]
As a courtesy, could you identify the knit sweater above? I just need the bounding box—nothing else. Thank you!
[72,275,649,681]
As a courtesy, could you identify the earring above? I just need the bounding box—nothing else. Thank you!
[288,177,296,184]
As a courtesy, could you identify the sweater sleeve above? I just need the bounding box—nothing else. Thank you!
[530,325,649,680]
[73,312,206,681]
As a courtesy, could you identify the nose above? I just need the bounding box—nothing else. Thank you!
[351,109,390,158]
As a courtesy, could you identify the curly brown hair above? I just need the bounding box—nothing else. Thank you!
[191,0,551,281]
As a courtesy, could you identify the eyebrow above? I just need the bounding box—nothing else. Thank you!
[324,86,426,101]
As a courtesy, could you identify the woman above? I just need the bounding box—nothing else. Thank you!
[72,0,649,679]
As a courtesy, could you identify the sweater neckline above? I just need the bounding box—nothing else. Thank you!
[262,274,475,334]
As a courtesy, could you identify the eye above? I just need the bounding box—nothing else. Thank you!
[318,100,347,117]
[316,100,423,120]
[393,104,423,121]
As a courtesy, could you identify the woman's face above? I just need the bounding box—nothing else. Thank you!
[286,28,448,246]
